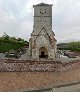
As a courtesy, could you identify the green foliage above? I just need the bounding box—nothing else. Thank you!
[0,36,29,52]
[68,41,80,52]
[57,41,80,52]
[57,43,69,50]
[0,44,21,52]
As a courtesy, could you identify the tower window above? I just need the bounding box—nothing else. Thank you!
[45,9,46,13]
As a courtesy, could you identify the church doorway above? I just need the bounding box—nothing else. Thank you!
[39,47,48,58]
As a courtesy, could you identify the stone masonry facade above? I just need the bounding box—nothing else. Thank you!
[29,3,57,59]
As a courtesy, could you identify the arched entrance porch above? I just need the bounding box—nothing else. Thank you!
[39,47,48,58]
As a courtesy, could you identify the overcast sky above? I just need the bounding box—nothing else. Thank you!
[0,0,80,43]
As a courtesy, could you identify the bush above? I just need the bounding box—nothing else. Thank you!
[0,37,29,52]
[58,41,80,52]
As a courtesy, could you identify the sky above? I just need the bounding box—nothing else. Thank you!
[0,0,80,43]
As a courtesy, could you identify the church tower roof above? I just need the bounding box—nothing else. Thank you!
[33,2,53,7]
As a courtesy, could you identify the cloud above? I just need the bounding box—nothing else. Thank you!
[53,0,80,42]
[0,0,80,43]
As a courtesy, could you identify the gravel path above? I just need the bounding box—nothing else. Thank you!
[0,68,80,92]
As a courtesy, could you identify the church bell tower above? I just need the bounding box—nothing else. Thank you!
[29,2,57,59]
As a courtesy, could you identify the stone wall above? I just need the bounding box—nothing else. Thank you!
[0,59,80,72]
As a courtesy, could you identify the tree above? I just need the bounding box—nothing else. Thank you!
[68,41,80,51]
[2,32,9,40]
[17,38,24,41]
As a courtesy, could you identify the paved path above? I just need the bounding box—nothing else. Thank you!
[18,53,80,63]
[0,52,80,63]
[19,52,31,60]
[17,82,80,92]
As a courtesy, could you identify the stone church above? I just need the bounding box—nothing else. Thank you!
[29,2,57,59]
